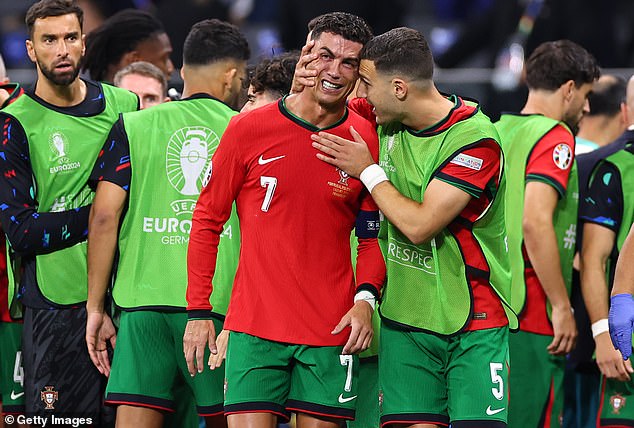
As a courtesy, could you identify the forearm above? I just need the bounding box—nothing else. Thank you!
[186,207,222,315]
[371,182,438,245]
[524,220,570,309]
[580,256,609,323]
[355,237,386,295]
[86,208,120,313]
[2,205,91,255]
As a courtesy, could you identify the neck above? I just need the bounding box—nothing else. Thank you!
[521,89,564,121]
[402,86,455,131]
[578,115,626,147]
[34,73,85,107]
[181,67,226,101]
[284,91,346,129]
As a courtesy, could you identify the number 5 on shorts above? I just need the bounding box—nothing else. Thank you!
[489,362,504,400]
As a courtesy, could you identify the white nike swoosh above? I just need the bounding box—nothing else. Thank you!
[338,393,357,404]
[486,405,505,416]
[258,155,285,165]
[10,390,24,400]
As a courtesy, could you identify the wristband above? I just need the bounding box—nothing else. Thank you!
[592,318,609,338]
[360,164,388,194]
[354,290,376,311]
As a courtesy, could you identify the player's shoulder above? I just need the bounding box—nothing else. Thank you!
[346,107,376,133]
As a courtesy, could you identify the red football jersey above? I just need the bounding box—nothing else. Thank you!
[187,99,385,346]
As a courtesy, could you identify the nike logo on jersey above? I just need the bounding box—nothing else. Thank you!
[10,390,24,400]
[485,405,505,415]
[258,155,285,165]
[338,393,357,404]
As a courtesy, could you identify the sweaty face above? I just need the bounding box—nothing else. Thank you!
[117,73,166,109]
[356,59,397,125]
[563,82,594,132]
[27,14,85,86]
[309,32,363,108]
[134,32,175,79]
[240,85,279,113]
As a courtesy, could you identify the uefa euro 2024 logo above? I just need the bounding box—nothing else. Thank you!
[166,127,219,196]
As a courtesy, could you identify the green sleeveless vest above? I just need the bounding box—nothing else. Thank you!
[115,96,239,312]
[495,114,578,317]
[3,84,137,306]
[378,99,516,334]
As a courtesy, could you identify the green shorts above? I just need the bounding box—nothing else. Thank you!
[347,356,378,428]
[0,322,24,414]
[380,322,509,427]
[225,331,359,421]
[105,311,225,416]
[598,375,634,427]
[508,330,565,428]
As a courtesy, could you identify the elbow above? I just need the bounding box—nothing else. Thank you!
[405,226,432,246]
[522,215,545,243]
[89,207,119,234]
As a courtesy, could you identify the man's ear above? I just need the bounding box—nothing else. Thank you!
[393,78,408,101]
[562,80,575,102]
[225,67,238,88]
[26,39,37,63]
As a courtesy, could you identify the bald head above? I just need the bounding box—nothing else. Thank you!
[627,76,634,109]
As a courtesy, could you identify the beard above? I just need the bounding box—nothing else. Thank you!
[38,58,80,86]
[563,114,581,136]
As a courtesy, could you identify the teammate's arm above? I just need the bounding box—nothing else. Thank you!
[610,224,634,360]
[582,223,632,378]
[311,127,472,244]
[85,121,130,377]
[580,161,631,378]
[86,180,125,377]
[524,181,576,355]
[0,115,91,255]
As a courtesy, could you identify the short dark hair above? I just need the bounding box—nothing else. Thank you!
[586,75,627,117]
[360,27,434,81]
[113,61,167,97]
[26,0,84,38]
[82,9,166,81]
[183,19,250,66]
[307,12,373,46]
[249,51,299,98]
[525,40,601,91]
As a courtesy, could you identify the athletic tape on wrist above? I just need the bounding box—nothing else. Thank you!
[360,164,388,194]
[592,318,609,338]
[354,290,376,311]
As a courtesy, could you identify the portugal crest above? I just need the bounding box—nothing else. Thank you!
[41,386,58,410]
[611,393,626,414]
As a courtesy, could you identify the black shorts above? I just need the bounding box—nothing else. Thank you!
[22,306,108,420]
